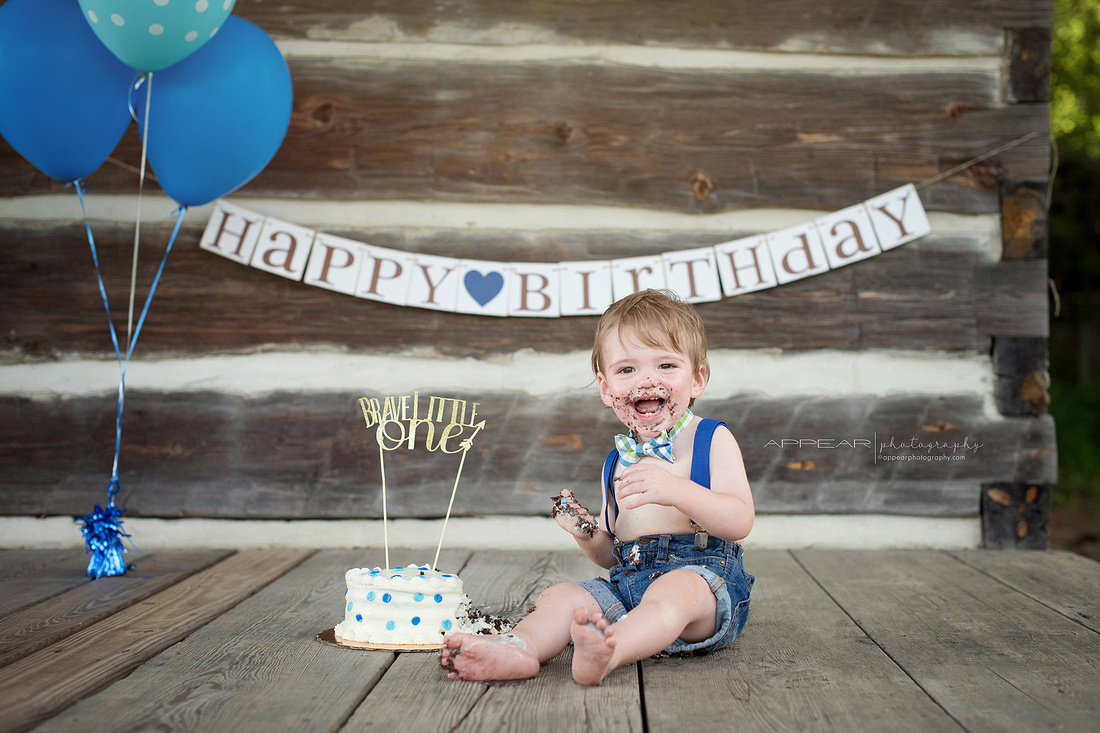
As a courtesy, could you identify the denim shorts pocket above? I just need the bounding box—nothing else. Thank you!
[665,554,729,573]
[729,597,751,641]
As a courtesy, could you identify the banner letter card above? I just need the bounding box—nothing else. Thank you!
[251,216,316,281]
[714,235,778,296]
[559,261,613,316]
[866,183,931,250]
[663,246,722,303]
[304,232,364,295]
[200,200,263,266]
[356,244,414,306]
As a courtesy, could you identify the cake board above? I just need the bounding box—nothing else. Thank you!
[317,627,444,652]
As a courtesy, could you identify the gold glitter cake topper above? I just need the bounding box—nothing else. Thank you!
[359,391,488,569]
[359,392,486,453]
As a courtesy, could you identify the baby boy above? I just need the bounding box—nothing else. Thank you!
[441,289,755,685]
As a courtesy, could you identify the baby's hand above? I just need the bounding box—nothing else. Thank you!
[550,489,598,538]
[613,463,681,510]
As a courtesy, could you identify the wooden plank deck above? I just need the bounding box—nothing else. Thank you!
[0,548,1096,733]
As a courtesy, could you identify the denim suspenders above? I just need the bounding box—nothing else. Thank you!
[601,418,728,539]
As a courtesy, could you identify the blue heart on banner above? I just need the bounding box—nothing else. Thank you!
[463,269,504,307]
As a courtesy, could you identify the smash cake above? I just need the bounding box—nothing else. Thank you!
[334,563,510,649]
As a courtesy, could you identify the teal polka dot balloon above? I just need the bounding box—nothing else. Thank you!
[78,0,236,71]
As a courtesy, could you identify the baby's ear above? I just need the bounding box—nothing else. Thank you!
[596,372,616,407]
[691,364,708,398]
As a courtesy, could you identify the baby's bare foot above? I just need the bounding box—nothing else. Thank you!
[440,633,539,681]
[570,609,617,686]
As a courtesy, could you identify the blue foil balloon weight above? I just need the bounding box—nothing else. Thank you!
[78,483,134,579]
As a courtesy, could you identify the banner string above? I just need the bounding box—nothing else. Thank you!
[103,132,1041,198]
[914,132,1040,191]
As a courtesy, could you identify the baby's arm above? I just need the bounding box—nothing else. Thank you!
[552,489,616,568]
[613,426,755,541]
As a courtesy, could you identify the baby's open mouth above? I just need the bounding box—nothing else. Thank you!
[633,397,666,415]
[628,385,672,422]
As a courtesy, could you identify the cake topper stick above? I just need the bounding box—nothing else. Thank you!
[378,441,390,570]
[432,437,473,572]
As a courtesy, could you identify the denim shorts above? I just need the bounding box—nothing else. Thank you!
[576,533,754,655]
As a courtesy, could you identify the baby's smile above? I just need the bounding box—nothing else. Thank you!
[613,384,679,436]
[634,397,664,414]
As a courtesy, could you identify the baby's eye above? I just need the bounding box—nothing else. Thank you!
[659,363,677,370]
[618,366,635,374]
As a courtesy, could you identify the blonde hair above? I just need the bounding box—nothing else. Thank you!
[591,289,710,387]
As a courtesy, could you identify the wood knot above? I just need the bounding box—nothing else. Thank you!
[945,101,980,119]
[554,121,574,141]
[541,434,583,450]
[310,102,334,126]
[966,161,1003,192]
[690,172,715,203]
[1002,187,1047,258]
[786,460,816,471]
[987,488,1012,506]
[1019,371,1050,410]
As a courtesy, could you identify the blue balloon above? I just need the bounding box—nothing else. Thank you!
[77,0,237,72]
[0,0,134,182]
[135,16,291,207]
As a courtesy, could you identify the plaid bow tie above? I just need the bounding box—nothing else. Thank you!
[614,410,694,467]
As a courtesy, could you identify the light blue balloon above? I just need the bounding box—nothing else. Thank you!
[135,16,292,206]
[0,0,134,182]
[78,0,236,72]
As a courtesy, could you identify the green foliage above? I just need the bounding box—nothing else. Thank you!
[1049,377,1100,505]
[1049,0,1100,507]
[1052,0,1100,157]
[1051,0,1100,157]
[1047,151,1100,319]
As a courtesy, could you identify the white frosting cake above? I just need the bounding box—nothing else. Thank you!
[335,563,493,647]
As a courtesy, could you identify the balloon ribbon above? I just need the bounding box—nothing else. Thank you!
[73,181,186,578]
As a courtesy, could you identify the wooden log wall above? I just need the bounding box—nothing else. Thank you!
[0,0,1055,545]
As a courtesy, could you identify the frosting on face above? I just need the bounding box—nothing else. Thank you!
[597,329,703,440]
[606,383,681,438]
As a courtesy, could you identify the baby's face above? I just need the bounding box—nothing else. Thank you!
[596,329,706,440]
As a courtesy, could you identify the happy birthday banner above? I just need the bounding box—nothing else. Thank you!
[200,184,931,317]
